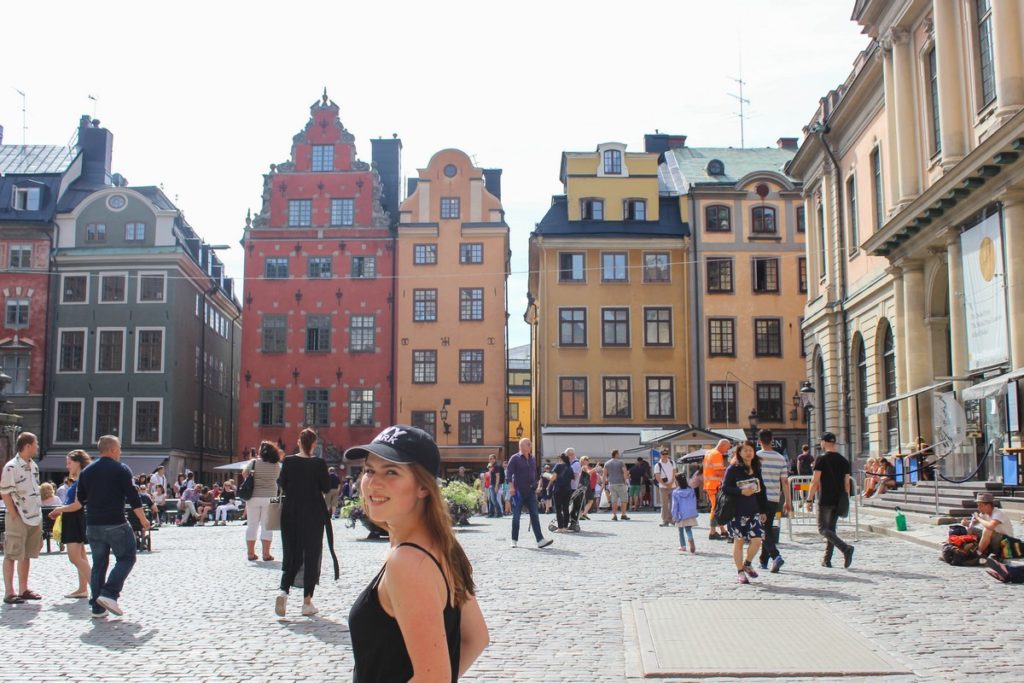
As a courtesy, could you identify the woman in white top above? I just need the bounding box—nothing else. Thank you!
[245,441,283,562]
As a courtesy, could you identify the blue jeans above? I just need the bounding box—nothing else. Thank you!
[87,522,137,612]
[511,490,544,542]
[487,487,502,517]
[677,527,694,545]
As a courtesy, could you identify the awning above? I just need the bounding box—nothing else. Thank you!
[119,455,168,476]
[213,461,251,472]
[865,380,953,416]
[962,367,1024,401]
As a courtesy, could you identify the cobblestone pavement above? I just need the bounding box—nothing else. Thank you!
[2,510,1022,682]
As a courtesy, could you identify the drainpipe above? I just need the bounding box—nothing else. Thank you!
[689,193,704,428]
[228,306,242,461]
[198,284,218,481]
[41,221,60,457]
[389,228,397,425]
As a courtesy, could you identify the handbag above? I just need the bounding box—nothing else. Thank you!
[265,497,282,530]
[713,489,736,525]
[238,462,256,501]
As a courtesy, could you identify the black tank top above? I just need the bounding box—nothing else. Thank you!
[349,542,461,682]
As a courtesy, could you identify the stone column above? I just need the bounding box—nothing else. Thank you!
[992,0,1024,118]
[903,262,932,446]
[1002,189,1024,369]
[891,28,921,204]
[947,234,971,476]
[933,0,968,165]
[881,44,901,214]
[890,266,911,445]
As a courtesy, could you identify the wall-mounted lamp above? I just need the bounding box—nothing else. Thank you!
[335,367,343,382]
[244,370,252,386]
[292,367,300,382]
[295,289,303,303]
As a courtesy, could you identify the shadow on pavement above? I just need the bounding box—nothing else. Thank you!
[281,616,352,646]
[0,602,41,628]
[783,569,876,584]
[49,600,95,620]
[852,568,941,581]
[754,583,860,601]
[80,619,158,649]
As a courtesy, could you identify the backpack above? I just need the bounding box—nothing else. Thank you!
[940,541,980,566]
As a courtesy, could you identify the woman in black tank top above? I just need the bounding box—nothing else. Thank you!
[344,425,489,682]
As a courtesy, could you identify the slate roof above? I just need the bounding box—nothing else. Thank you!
[0,145,77,175]
[659,147,797,194]
[534,196,689,238]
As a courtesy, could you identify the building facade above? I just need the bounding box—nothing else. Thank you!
[238,94,401,465]
[507,343,531,456]
[528,143,692,458]
[395,150,509,472]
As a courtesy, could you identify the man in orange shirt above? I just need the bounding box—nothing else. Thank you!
[703,439,731,540]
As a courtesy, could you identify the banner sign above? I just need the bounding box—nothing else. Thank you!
[932,391,967,457]
[960,213,1008,371]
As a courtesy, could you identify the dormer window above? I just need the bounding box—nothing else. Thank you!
[581,198,604,220]
[86,223,107,242]
[603,149,622,175]
[12,186,41,211]
[706,159,725,176]
[624,199,646,221]
[311,145,334,172]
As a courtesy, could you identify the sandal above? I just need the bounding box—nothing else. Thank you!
[3,594,25,605]
[262,555,275,561]
[247,554,258,561]
[20,590,42,601]
[65,590,89,599]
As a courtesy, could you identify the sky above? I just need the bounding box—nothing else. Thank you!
[2,0,869,349]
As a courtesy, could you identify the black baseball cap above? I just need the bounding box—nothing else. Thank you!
[821,432,837,443]
[343,424,441,477]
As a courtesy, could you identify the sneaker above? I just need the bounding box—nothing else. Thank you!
[612,515,619,521]
[758,562,770,571]
[91,609,108,619]
[274,591,288,617]
[537,538,553,549]
[678,546,686,553]
[301,603,319,616]
[510,540,518,548]
[742,562,759,578]
[96,596,123,616]
[843,545,855,569]
[770,556,785,574]
[821,558,832,568]
[621,514,631,520]
[708,532,720,541]
[737,572,750,584]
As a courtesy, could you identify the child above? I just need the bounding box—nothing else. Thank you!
[671,472,699,554]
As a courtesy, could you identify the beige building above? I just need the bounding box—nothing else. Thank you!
[790,0,1024,478]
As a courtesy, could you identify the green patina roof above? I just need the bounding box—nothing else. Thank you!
[659,146,797,194]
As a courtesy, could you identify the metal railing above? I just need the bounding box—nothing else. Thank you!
[786,475,859,542]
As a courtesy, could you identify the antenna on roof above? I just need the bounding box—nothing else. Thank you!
[13,87,27,144]
[88,94,98,119]
[728,49,749,149]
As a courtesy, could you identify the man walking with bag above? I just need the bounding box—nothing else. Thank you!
[807,432,854,568]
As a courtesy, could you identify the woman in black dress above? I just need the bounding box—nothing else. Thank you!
[47,449,93,598]
[275,428,338,617]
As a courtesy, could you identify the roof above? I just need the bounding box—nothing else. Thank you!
[508,344,530,361]
[0,175,65,223]
[534,196,689,239]
[0,145,77,175]
[659,147,797,194]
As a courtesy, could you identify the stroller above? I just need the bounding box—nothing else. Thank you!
[549,485,587,533]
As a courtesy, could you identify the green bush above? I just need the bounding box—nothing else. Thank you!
[442,480,482,512]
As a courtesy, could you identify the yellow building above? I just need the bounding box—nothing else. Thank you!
[395,149,509,473]
[507,343,531,454]
[528,143,692,459]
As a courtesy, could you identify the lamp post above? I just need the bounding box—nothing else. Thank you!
[747,409,760,442]
[799,381,816,454]
[440,398,451,443]
[515,422,524,439]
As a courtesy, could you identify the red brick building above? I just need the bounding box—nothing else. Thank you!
[238,93,401,462]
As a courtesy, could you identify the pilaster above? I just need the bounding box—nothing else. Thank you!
[992,0,1024,119]
[902,261,932,445]
[1001,188,1024,368]
[891,28,921,204]
[933,0,968,165]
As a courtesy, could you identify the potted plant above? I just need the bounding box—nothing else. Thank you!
[339,498,388,539]
[441,480,483,526]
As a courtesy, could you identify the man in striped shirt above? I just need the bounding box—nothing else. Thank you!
[757,429,791,573]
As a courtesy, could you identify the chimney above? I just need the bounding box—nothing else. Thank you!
[644,133,686,154]
[78,115,113,186]
[777,137,798,151]
[371,135,403,229]
[483,168,502,200]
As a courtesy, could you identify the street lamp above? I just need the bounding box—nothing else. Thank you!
[440,398,451,437]
[799,381,816,453]
[515,422,524,439]
[747,409,759,441]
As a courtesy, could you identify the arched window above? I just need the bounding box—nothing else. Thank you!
[855,336,869,456]
[881,322,898,452]
[705,205,731,232]
[603,149,622,175]
[752,206,777,234]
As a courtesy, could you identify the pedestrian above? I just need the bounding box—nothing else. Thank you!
[326,466,342,518]
[1,432,43,604]
[506,438,553,549]
[566,447,582,493]
[537,463,552,513]
[75,435,151,617]
[807,432,855,569]
[551,452,573,532]
[603,449,630,521]
[627,458,644,513]
[703,439,730,540]
[591,463,604,515]
[723,441,768,584]
[246,442,282,561]
[639,458,653,509]
[671,472,699,554]
[486,454,503,518]
[275,428,339,617]
[47,449,93,598]
[654,448,676,527]
[149,466,167,496]
[580,457,595,520]
[757,429,792,573]
[345,424,490,682]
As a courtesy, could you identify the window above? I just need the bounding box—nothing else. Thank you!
[559,307,586,346]
[94,400,121,440]
[459,288,484,321]
[99,274,126,303]
[646,377,674,418]
[350,315,375,351]
[603,377,631,418]
[5,299,28,329]
[134,400,161,443]
[751,206,777,234]
[413,289,437,322]
[754,318,782,357]
[440,197,461,219]
[124,223,146,241]
[796,206,806,233]
[350,389,375,426]
[927,47,941,156]
[559,377,588,418]
[846,175,859,253]
[413,244,437,265]
[59,330,85,372]
[139,273,165,302]
[352,256,376,279]
[331,199,354,226]
[756,383,784,423]
[708,318,735,356]
[459,243,483,264]
[304,389,329,426]
[706,258,734,293]
[856,337,869,456]
[306,315,331,352]
[600,252,627,282]
[882,322,898,451]
[412,350,437,383]
[265,257,289,279]
[977,0,995,107]
[705,205,731,232]
[308,256,332,279]
[55,400,83,443]
[581,198,604,220]
[411,411,436,439]
[8,245,31,269]
[624,199,646,221]
[62,275,87,303]
[458,411,484,445]
[508,403,520,421]
[798,257,808,293]
[643,253,670,282]
[602,308,629,346]
[311,144,334,172]
[603,149,622,174]
[644,307,672,346]
[871,148,885,230]
[136,329,164,372]
[752,257,780,293]
[0,352,29,394]
[260,390,284,426]
[261,315,287,352]
[709,383,737,423]
[12,186,41,211]
[86,223,106,242]
[459,350,484,383]
[96,329,124,372]
[817,202,827,278]
[289,199,312,226]
[558,253,585,282]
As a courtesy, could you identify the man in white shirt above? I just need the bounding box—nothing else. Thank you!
[964,492,1015,556]
[1,432,43,604]
[654,448,676,526]
[149,466,167,496]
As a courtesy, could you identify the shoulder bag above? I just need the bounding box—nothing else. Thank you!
[238,461,256,501]
[713,489,736,525]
